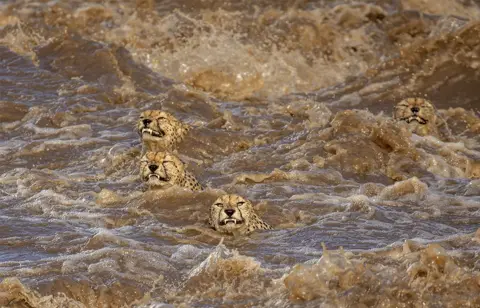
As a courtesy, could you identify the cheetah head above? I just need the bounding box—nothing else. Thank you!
[209,194,271,234]
[468,160,480,179]
[137,110,188,150]
[140,151,185,189]
[393,98,437,126]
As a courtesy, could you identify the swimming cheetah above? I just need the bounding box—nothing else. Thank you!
[209,194,272,235]
[140,151,202,191]
[137,110,189,152]
[393,98,439,137]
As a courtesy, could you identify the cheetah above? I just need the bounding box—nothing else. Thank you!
[467,160,480,179]
[140,151,202,191]
[393,98,439,137]
[137,110,189,152]
[209,194,272,235]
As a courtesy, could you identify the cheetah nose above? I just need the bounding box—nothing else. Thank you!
[148,164,158,172]
[143,119,152,126]
[411,106,420,113]
[224,209,235,217]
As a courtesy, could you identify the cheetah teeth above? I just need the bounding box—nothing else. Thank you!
[220,218,243,225]
[141,128,165,137]
[147,174,169,181]
[402,116,428,125]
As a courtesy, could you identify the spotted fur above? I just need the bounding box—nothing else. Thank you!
[209,194,272,235]
[140,151,202,191]
[137,110,189,152]
[393,98,439,137]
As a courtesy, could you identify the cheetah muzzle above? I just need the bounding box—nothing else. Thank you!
[400,114,428,125]
[141,127,165,138]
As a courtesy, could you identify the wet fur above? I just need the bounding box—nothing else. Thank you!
[137,110,189,152]
[140,151,202,191]
[209,194,272,235]
[393,98,439,137]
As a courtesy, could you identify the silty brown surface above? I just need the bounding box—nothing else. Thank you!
[1,0,480,306]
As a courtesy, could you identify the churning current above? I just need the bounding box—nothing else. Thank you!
[1,0,480,307]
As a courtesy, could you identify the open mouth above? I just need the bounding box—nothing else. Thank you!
[219,218,244,226]
[144,173,169,182]
[402,116,428,125]
[141,128,165,138]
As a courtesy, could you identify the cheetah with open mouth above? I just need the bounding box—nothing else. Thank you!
[140,151,202,191]
[209,194,272,235]
[393,98,439,137]
[137,110,189,152]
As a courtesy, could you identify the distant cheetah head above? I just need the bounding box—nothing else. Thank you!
[137,110,189,151]
[393,98,438,136]
[209,194,272,235]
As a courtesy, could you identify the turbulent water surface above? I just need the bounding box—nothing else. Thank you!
[1,0,480,307]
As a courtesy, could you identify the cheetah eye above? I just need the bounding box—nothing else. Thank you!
[214,203,223,207]
[237,201,245,206]
[157,117,167,120]
[139,116,144,119]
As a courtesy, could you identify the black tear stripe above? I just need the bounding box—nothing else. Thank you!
[238,208,245,226]
[216,209,222,229]
[161,162,172,183]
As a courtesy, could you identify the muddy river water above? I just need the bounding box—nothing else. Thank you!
[1,0,480,307]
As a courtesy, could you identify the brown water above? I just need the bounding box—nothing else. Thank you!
[1,0,480,307]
